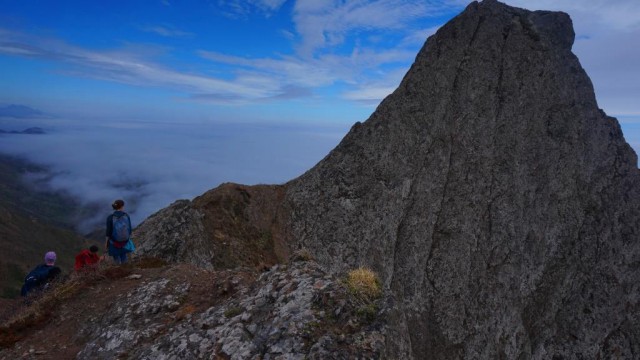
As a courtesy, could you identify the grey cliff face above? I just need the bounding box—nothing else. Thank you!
[130,1,640,359]
[286,0,640,359]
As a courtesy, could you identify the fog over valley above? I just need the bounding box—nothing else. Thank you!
[0,117,349,232]
[1,0,639,233]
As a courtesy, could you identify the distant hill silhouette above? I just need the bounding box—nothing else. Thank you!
[0,104,46,119]
[0,127,46,134]
[0,154,95,298]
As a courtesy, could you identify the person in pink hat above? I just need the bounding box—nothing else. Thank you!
[21,251,62,297]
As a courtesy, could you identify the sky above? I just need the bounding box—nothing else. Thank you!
[0,0,639,232]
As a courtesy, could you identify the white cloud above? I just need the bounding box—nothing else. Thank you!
[1,0,638,113]
[291,0,450,56]
[0,119,349,232]
[343,86,397,103]
[198,51,337,88]
[0,1,454,107]
[401,26,441,46]
[218,0,288,18]
[256,0,288,11]
[505,0,640,32]
[0,30,281,102]
[141,25,193,38]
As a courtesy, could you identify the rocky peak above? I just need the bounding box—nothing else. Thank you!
[132,0,640,358]
[286,0,640,358]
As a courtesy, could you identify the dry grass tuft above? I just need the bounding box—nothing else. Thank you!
[0,277,82,348]
[345,267,382,302]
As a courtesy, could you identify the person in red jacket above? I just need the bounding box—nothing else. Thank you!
[74,245,102,271]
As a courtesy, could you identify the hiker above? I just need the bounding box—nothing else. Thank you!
[105,199,134,264]
[21,251,62,297]
[74,245,102,271]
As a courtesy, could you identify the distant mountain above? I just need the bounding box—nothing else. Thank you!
[19,127,45,134]
[0,127,46,134]
[0,104,46,119]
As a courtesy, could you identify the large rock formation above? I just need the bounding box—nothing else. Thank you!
[136,184,291,269]
[136,0,640,358]
[287,0,640,358]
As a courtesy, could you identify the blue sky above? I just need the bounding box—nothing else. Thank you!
[1,0,638,124]
[0,0,639,230]
[0,0,460,123]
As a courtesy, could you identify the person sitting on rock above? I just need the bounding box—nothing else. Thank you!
[74,245,102,272]
[21,251,62,297]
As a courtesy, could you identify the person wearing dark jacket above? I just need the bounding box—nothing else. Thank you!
[74,245,102,271]
[21,251,61,297]
[105,199,133,264]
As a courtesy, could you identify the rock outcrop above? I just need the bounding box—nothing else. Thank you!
[136,0,640,358]
[136,184,291,270]
[74,260,384,360]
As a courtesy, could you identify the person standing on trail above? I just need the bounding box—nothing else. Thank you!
[105,199,134,264]
[21,251,62,297]
[74,245,102,271]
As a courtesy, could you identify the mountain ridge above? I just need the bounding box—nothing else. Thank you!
[2,1,639,358]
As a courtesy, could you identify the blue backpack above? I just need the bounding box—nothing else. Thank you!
[21,264,55,296]
[112,214,131,242]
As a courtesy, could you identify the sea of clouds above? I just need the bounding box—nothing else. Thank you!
[0,117,350,233]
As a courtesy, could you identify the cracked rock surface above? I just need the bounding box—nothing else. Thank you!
[74,261,384,360]
[286,1,640,359]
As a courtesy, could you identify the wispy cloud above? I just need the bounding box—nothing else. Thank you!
[291,0,453,57]
[0,104,48,119]
[0,1,453,107]
[218,0,288,18]
[0,29,281,102]
[141,25,193,38]
[1,0,638,109]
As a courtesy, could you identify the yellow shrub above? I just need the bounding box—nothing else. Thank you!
[346,267,382,302]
